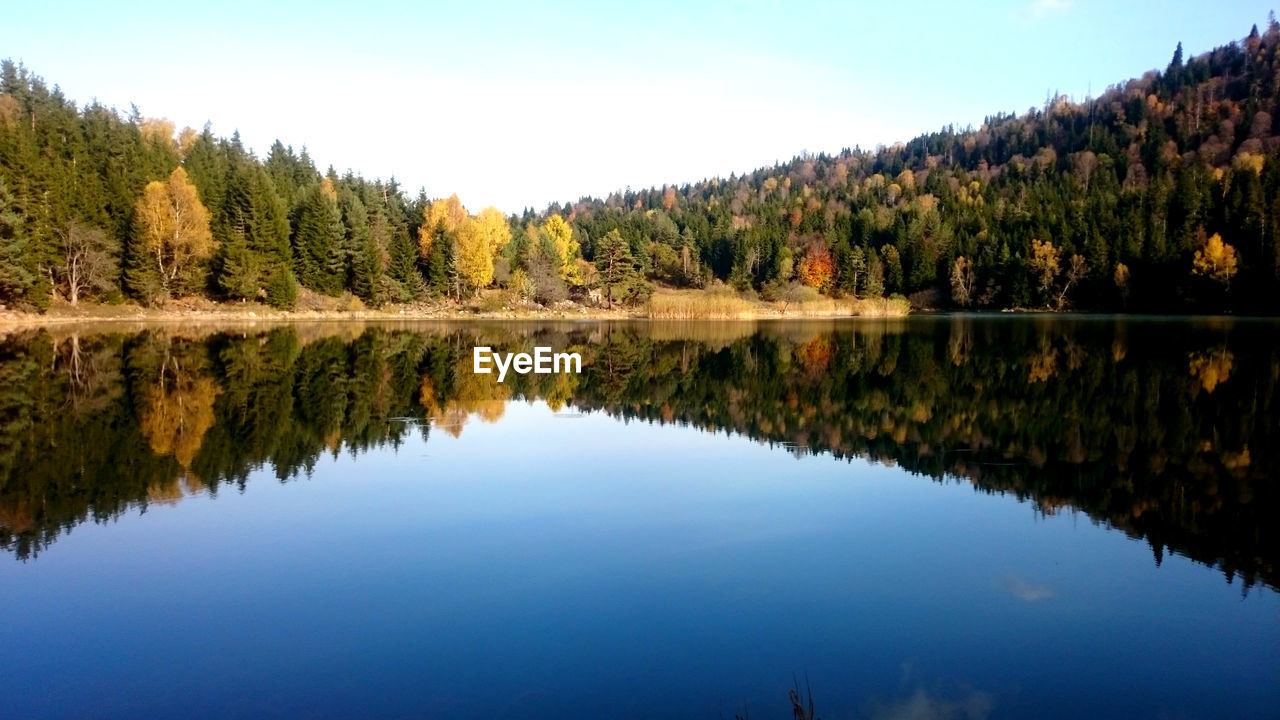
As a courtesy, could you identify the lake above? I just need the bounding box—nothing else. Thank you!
[0,316,1276,719]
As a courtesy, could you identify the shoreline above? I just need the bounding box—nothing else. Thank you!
[0,294,913,329]
[5,303,1273,331]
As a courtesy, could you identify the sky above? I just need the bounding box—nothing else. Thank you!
[1,0,1272,212]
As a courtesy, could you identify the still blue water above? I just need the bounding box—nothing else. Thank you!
[0,319,1276,718]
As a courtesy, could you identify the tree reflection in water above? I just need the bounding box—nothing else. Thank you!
[0,318,1275,591]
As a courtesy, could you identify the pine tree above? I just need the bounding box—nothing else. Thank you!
[341,190,386,305]
[264,141,302,207]
[181,126,229,214]
[0,178,39,309]
[594,229,640,308]
[291,181,345,294]
[385,212,422,300]
[251,169,295,304]
[1167,42,1184,75]
[864,251,885,296]
[265,266,299,309]
[214,161,258,299]
[423,226,453,297]
[881,245,903,293]
[216,234,262,301]
[212,157,292,301]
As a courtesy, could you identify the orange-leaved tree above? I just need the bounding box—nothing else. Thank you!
[798,248,834,291]
[130,166,214,302]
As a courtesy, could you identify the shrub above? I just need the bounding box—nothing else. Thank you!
[338,292,365,312]
[266,268,299,309]
[509,268,534,301]
[527,254,568,304]
[471,290,506,313]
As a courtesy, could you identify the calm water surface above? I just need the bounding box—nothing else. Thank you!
[0,317,1276,719]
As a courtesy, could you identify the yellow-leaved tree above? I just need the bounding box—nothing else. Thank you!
[139,118,175,148]
[418,193,467,258]
[1189,349,1234,393]
[542,214,582,286]
[453,217,493,292]
[131,166,215,301]
[415,194,470,297]
[1114,262,1130,307]
[475,206,512,256]
[319,175,338,200]
[139,357,221,469]
[1192,233,1238,289]
[1027,239,1060,303]
[177,127,199,158]
[418,352,511,437]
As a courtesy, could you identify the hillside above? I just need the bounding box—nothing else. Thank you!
[556,20,1280,313]
[2,18,1279,314]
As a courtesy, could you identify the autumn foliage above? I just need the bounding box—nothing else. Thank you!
[1192,233,1239,287]
[1189,349,1234,393]
[131,167,214,300]
[5,22,1280,315]
[139,361,220,468]
[542,214,582,286]
[418,195,512,295]
[798,248,834,290]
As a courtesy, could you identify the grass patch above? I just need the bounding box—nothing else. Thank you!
[648,288,911,319]
[776,293,911,317]
[855,294,912,317]
[647,289,755,319]
[294,289,366,312]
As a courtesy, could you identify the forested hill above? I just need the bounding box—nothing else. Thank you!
[557,20,1280,314]
[2,19,1280,314]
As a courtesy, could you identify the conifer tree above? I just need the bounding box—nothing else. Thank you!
[291,181,345,294]
[0,178,39,308]
[386,212,422,300]
[215,162,291,301]
[594,229,640,308]
[341,190,386,305]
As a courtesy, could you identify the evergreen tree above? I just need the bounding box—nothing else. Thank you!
[182,126,229,213]
[386,213,422,300]
[215,233,262,301]
[265,266,300,309]
[291,181,345,294]
[0,178,39,308]
[421,222,453,297]
[211,153,293,302]
[341,190,386,305]
[594,229,641,308]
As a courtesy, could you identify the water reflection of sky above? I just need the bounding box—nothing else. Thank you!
[1,400,1277,719]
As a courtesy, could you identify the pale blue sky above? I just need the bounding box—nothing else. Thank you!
[1,1,1272,211]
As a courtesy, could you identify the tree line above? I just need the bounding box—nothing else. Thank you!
[0,59,644,311]
[2,19,1280,313]
[0,71,429,311]
[547,19,1280,313]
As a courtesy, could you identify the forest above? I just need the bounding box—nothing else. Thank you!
[2,19,1280,314]
[0,321,1274,590]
